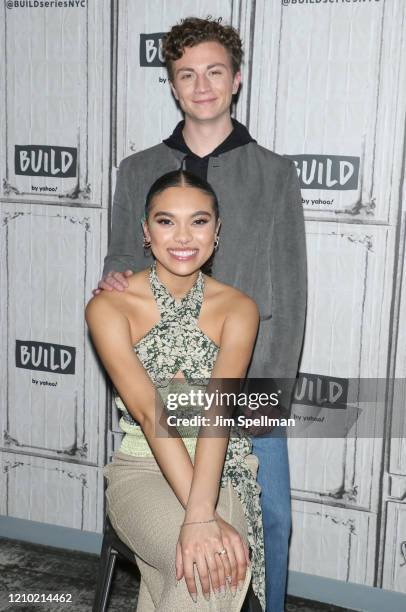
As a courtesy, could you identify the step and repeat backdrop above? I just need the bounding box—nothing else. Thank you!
[1,0,405,597]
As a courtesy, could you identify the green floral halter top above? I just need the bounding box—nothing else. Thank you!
[134,261,218,386]
[114,262,265,610]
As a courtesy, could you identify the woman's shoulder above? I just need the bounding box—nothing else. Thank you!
[203,275,259,320]
[85,268,151,320]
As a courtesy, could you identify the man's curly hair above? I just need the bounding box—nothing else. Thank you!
[162,17,243,80]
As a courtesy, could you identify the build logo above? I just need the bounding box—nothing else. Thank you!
[139,33,166,67]
[286,154,360,190]
[294,372,348,409]
[16,340,76,374]
[15,145,77,178]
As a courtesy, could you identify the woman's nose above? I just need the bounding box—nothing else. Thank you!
[174,225,193,244]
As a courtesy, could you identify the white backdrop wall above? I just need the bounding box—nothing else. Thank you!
[1,0,405,597]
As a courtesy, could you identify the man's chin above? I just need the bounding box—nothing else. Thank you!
[186,108,228,124]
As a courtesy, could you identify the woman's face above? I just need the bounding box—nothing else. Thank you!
[143,185,220,276]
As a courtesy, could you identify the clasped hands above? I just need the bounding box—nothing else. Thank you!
[175,511,250,603]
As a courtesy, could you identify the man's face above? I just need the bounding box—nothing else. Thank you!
[170,41,241,125]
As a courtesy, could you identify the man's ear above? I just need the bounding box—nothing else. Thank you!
[232,71,241,95]
[170,80,179,101]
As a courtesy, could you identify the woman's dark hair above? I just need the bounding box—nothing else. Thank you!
[145,169,219,220]
[144,169,220,274]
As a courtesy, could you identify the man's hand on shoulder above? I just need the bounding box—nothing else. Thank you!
[92,269,134,296]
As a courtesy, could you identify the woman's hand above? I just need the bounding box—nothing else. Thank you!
[214,512,250,596]
[175,516,250,602]
[176,519,228,602]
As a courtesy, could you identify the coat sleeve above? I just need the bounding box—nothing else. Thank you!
[242,160,307,431]
[102,158,146,277]
[269,161,307,376]
[264,161,307,417]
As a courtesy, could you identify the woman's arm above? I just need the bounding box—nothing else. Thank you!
[186,294,259,520]
[177,293,259,600]
[85,295,194,507]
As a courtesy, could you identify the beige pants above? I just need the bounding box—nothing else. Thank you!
[103,451,252,611]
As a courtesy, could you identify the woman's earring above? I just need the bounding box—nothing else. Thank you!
[143,236,151,254]
[214,236,219,251]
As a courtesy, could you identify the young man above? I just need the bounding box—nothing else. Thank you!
[97,18,307,612]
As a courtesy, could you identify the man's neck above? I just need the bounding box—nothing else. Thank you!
[182,115,234,158]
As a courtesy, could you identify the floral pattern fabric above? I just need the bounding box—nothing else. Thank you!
[115,262,265,610]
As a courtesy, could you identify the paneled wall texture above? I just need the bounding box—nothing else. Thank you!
[1,0,405,595]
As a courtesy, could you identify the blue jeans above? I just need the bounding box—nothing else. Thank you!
[252,427,291,612]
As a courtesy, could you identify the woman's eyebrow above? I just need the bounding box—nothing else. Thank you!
[191,210,212,216]
[152,210,212,218]
[153,211,175,217]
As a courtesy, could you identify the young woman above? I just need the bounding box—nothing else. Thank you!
[85,170,264,611]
